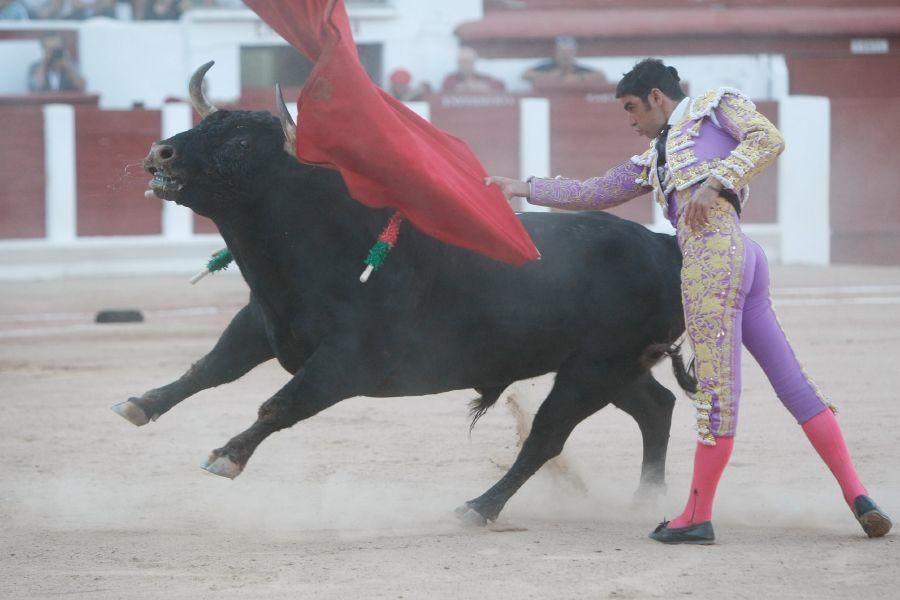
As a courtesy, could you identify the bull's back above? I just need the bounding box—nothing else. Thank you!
[383,211,683,388]
[431,211,679,315]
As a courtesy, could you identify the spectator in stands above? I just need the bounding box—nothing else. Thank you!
[28,34,86,92]
[523,35,610,91]
[0,0,30,19]
[20,0,46,17]
[70,0,115,18]
[197,0,246,7]
[135,0,182,19]
[25,0,70,18]
[132,0,243,19]
[441,46,505,94]
[387,68,430,102]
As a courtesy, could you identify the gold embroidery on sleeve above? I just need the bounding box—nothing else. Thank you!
[712,94,785,191]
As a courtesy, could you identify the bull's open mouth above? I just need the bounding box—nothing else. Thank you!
[148,169,184,199]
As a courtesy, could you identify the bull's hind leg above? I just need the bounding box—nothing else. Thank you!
[612,372,675,501]
[113,303,274,426]
[457,364,629,524]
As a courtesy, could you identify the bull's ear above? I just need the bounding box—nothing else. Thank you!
[275,83,297,158]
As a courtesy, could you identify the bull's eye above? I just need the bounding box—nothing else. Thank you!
[239,139,250,150]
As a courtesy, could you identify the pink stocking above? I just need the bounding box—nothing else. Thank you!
[801,408,867,507]
[668,437,734,528]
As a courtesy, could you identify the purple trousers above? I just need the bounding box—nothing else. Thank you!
[675,196,828,444]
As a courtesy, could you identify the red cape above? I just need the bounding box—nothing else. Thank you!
[244,0,540,266]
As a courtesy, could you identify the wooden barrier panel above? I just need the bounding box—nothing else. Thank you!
[74,108,162,236]
[0,93,98,107]
[429,94,520,181]
[830,97,900,265]
[11,94,891,265]
[789,55,900,99]
[0,105,45,239]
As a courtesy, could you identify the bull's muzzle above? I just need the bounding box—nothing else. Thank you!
[144,143,176,170]
[144,143,182,199]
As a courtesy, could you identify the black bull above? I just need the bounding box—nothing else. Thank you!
[114,75,694,524]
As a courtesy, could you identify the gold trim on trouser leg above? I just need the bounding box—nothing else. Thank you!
[678,196,745,445]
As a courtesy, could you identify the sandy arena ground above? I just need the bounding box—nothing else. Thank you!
[2,265,899,599]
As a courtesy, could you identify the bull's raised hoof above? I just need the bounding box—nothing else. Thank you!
[200,453,243,479]
[454,502,489,527]
[111,400,151,427]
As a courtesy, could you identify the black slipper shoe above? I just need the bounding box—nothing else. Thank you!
[648,520,715,545]
[853,495,892,538]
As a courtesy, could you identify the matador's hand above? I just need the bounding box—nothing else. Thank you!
[484,175,529,202]
[684,181,721,232]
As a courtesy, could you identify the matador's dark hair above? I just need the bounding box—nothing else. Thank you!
[615,58,686,103]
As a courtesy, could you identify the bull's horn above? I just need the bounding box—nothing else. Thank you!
[275,83,297,157]
[189,61,218,118]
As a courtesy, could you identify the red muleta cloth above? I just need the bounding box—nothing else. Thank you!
[244,0,540,266]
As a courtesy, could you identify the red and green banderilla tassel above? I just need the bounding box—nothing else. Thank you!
[189,213,404,285]
[360,212,404,283]
[190,248,233,285]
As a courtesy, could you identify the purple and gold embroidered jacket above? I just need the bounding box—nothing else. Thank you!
[528,88,785,226]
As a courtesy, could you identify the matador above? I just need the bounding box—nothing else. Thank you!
[487,58,891,544]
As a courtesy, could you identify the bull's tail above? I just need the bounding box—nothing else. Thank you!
[468,386,508,434]
[640,342,697,396]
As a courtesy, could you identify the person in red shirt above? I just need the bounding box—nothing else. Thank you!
[387,68,430,102]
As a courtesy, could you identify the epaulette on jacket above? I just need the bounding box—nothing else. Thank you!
[688,87,754,121]
[630,147,655,187]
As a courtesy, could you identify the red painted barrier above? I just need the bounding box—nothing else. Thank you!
[430,94,520,183]
[548,93,653,223]
[74,107,162,236]
[830,97,900,264]
[0,105,45,239]
[8,94,894,266]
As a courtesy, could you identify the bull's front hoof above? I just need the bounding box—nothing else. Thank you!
[200,454,243,479]
[454,503,488,527]
[111,400,151,427]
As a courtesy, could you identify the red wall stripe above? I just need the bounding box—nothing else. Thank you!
[0,106,45,239]
[74,107,162,236]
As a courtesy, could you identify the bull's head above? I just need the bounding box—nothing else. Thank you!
[143,62,299,218]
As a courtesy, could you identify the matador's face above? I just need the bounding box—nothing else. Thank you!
[620,89,669,140]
